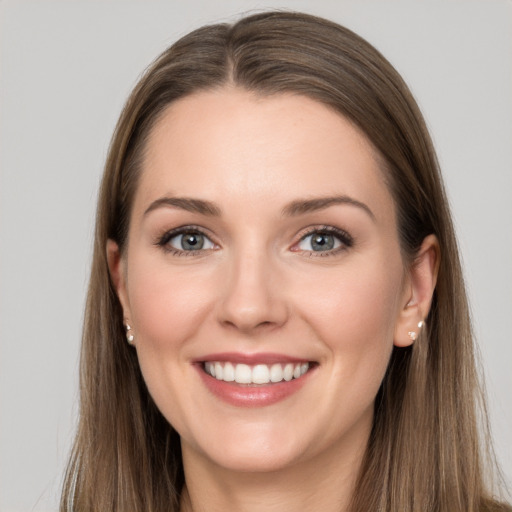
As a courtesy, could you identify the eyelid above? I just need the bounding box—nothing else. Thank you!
[154,223,353,256]
[154,225,218,254]
[291,225,354,254]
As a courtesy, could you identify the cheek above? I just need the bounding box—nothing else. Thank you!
[125,258,219,430]
[127,258,216,348]
[294,255,403,386]
[299,260,402,337]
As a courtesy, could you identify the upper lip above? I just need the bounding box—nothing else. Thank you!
[193,352,313,365]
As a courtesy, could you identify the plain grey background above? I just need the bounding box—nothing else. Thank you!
[1,1,510,510]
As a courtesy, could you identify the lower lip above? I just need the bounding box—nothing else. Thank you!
[195,364,314,408]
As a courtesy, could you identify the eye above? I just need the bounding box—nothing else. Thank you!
[298,232,340,252]
[295,227,353,254]
[169,231,215,251]
[157,228,216,254]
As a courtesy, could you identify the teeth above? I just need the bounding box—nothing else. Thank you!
[270,363,283,383]
[204,361,310,384]
[205,362,215,377]
[283,363,294,381]
[235,364,252,384]
[214,362,223,381]
[223,362,235,382]
[252,364,270,384]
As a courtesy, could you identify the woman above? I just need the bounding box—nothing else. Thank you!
[60,11,510,512]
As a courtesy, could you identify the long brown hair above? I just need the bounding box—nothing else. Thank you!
[61,11,509,512]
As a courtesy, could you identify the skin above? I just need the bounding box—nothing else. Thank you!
[108,88,438,512]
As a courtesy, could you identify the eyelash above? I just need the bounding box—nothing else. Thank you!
[293,225,354,257]
[155,225,217,257]
[154,225,354,257]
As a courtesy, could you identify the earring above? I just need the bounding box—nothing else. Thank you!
[408,320,425,342]
[125,324,134,344]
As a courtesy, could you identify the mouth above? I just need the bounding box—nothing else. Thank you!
[194,352,317,407]
[202,361,312,385]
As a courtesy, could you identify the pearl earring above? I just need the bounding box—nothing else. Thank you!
[408,320,425,342]
[125,324,134,344]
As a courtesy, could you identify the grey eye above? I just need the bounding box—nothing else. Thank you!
[169,232,214,251]
[298,232,341,252]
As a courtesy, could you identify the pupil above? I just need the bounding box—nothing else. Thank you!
[311,234,334,251]
[182,233,204,250]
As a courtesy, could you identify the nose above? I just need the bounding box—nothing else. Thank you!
[216,249,288,334]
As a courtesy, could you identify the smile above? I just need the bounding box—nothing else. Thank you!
[203,361,310,385]
[196,354,317,407]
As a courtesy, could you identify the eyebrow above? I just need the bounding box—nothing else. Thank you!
[282,195,375,221]
[144,196,222,217]
[144,194,375,221]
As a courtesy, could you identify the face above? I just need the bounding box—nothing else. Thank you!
[110,88,416,475]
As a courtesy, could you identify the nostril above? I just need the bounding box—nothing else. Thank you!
[216,269,289,332]
[221,318,276,332]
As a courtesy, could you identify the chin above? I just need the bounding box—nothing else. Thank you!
[182,423,311,474]
[203,447,303,474]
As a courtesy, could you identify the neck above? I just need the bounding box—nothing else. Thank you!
[179,424,369,512]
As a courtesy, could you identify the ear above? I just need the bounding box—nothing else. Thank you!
[106,239,132,323]
[394,234,440,347]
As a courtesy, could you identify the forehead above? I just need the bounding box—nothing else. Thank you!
[135,88,394,221]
